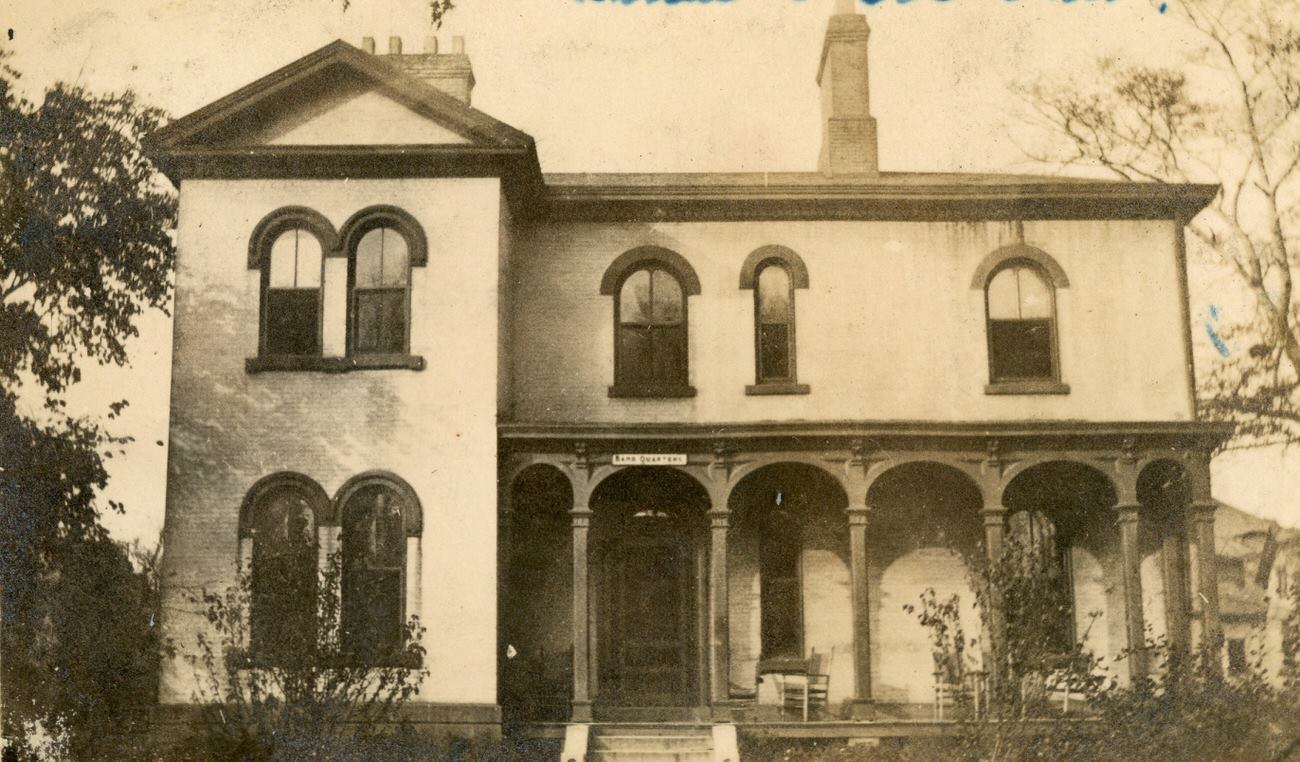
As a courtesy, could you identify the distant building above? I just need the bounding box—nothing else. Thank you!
[147,3,1232,747]
[1216,503,1299,682]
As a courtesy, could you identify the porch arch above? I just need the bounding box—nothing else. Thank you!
[867,461,984,705]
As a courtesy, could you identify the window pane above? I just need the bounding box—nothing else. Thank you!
[356,228,409,289]
[987,267,1021,320]
[269,230,298,288]
[266,290,320,355]
[620,270,652,324]
[1017,267,1052,319]
[251,487,317,663]
[759,324,791,381]
[617,325,652,387]
[354,290,406,354]
[989,319,1053,380]
[341,485,406,663]
[651,270,684,325]
[651,324,688,386]
[757,265,791,322]
[296,235,322,288]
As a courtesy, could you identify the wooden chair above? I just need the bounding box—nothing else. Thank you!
[934,669,986,720]
[781,649,831,721]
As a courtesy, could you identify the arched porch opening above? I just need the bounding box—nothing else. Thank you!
[500,464,573,722]
[590,467,710,708]
[868,462,983,707]
[1002,461,1120,669]
[1138,459,1192,654]
[726,463,850,705]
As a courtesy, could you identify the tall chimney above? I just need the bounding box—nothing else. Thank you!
[817,0,879,175]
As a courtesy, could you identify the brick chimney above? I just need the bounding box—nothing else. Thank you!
[817,0,878,175]
[368,35,476,106]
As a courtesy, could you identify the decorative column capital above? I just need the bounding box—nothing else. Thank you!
[1116,502,1141,518]
[570,508,594,528]
[847,505,871,527]
[981,507,1007,528]
[1188,500,1217,523]
[707,509,731,530]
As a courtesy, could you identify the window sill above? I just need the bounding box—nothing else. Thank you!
[246,355,425,374]
[745,382,810,396]
[608,384,697,399]
[985,380,1070,395]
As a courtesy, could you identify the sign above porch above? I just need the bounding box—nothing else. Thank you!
[613,454,688,466]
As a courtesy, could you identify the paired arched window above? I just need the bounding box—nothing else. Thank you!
[249,208,338,362]
[740,246,810,393]
[601,246,700,397]
[338,474,421,664]
[239,471,422,667]
[240,474,329,664]
[975,246,1069,392]
[341,207,427,360]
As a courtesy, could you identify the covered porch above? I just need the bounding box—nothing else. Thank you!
[497,421,1231,729]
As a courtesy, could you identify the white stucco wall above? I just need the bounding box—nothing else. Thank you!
[509,218,1194,424]
[158,177,502,707]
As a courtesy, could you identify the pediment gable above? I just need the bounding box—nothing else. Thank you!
[150,40,532,152]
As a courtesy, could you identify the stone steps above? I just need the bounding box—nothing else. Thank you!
[585,725,716,762]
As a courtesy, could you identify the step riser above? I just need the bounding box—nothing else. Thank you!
[588,753,712,762]
[593,737,712,752]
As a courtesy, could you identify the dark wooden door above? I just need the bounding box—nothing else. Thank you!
[603,533,696,706]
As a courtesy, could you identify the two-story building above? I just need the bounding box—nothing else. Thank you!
[148,3,1232,749]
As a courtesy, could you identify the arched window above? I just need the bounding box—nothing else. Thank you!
[240,475,327,664]
[740,246,810,394]
[340,207,428,363]
[601,247,700,397]
[756,264,794,384]
[985,261,1060,386]
[338,475,421,664]
[247,207,338,369]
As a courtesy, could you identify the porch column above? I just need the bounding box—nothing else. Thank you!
[570,503,594,721]
[1117,503,1148,680]
[847,504,872,715]
[1189,500,1223,656]
[980,497,1007,689]
[1162,528,1191,655]
[708,509,730,706]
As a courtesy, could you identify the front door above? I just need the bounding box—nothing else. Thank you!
[599,523,698,706]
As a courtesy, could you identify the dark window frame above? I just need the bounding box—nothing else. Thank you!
[982,257,1069,395]
[247,207,339,365]
[334,471,423,668]
[601,246,700,398]
[339,206,428,369]
[740,246,810,395]
[238,472,333,666]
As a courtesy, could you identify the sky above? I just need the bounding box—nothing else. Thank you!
[3,0,1297,540]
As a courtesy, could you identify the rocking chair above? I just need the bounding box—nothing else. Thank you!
[780,649,831,721]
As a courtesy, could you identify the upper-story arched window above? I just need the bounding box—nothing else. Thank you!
[740,246,810,394]
[337,473,422,665]
[248,208,338,365]
[985,262,1058,384]
[340,207,428,364]
[601,246,701,398]
[240,473,329,665]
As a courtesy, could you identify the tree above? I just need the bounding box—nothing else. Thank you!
[1015,0,1300,445]
[181,553,428,762]
[0,54,175,756]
